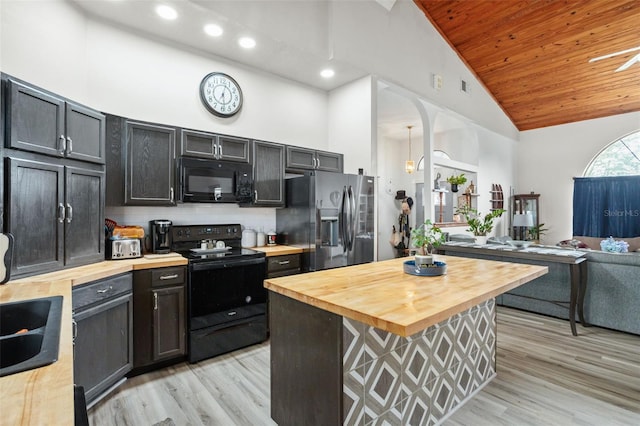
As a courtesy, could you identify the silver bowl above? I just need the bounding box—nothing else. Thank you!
[507,240,532,249]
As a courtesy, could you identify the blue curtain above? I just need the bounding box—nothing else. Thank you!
[573,176,640,237]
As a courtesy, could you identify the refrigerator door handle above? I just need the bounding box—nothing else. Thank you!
[347,185,355,251]
[339,186,347,253]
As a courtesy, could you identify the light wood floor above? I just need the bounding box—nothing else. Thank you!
[88,307,640,425]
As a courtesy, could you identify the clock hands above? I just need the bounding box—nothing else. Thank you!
[213,85,232,105]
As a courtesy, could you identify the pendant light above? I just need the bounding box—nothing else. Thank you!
[405,125,415,174]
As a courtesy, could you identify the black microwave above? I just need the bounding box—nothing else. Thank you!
[178,157,253,203]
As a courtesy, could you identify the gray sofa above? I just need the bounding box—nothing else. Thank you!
[581,250,640,335]
[499,249,640,335]
[441,243,640,335]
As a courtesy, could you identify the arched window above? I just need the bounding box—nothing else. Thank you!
[417,150,450,171]
[584,131,640,176]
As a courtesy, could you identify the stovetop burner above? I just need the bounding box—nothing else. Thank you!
[171,224,264,263]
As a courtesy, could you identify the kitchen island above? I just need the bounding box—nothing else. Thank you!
[264,255,547,425]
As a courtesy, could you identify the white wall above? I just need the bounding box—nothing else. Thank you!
[0,0,329,231]
[330,0,519,141]
[327,76,374,175]
[519,111,640,245]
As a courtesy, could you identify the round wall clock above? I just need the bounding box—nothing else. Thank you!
[199,72,243,117]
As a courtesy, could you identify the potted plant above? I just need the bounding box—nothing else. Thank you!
[411,219,445,265]
[446,173,467,193]
[527,223,547,242]
[457,206,504,244]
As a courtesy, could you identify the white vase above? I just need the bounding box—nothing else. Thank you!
[475,235,488,245]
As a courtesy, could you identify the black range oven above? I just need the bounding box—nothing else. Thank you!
[171,224,267,363]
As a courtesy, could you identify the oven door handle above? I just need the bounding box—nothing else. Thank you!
[190,257,265,271]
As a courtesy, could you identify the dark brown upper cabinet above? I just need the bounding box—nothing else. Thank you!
[248,140,285,207]
[285,146,343,173]
[6,78,105,164]
[125,120,176,206]
[180,129,249,163]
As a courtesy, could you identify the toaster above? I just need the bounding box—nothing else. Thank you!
[106,238,142,260]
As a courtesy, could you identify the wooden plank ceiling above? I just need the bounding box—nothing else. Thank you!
[414,0,640,131]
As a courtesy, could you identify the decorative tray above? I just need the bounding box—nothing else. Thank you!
[403,260,447,277]
[190,247,231,254]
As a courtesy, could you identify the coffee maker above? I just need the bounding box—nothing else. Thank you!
[149,220,172,254]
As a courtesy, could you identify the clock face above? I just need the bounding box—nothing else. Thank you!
[199,72,243,117]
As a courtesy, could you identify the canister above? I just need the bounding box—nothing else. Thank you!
[241,229,257,248]
[267,231,277,246]
[256,231,266,247]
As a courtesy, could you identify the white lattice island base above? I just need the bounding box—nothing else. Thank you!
[342,299,496,425]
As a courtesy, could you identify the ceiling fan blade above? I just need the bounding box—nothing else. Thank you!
[616,53,640,72]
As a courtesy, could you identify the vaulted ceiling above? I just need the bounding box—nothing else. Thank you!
[414,0,640,130]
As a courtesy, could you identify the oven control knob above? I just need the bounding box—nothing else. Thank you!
[245,295,252,303]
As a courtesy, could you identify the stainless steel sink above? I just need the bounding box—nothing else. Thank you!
[0,296,63,377]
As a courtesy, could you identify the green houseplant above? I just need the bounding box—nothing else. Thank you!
[411,219,445,256]
[457,207,505,237]
[527,223,547,241]
[446,173,467,193]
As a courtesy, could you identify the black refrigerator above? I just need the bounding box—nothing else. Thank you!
[276,171,375,272]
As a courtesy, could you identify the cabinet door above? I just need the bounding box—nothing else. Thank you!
[73,293,133,404]
[65,166,105,267]
[180,129,217,159]
[6,79,65,157]
[218,135,250,163]
[316,150,343,173]
[6,158,64,276]
[125,121,176,205]
[252,140,284,206]
[65,102,106,164]
[152,285,186,361]
[285,146,316,171]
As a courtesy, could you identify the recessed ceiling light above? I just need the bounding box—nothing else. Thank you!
[238,37,256,49]
[204,24,223,37]
[320,69,335,78]
[155,5,177,20]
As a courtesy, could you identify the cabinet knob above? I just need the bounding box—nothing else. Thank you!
[66,203,73,223]
[66,136,73,154]
[154,292,158,310]
[58,135,66,155]
[58,203,66,223]
[72,319,77,341]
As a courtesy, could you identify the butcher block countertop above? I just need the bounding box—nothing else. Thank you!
[252,245,303,256]
[9,253,188,287]
[0,254,187,426]
[264,255,547,337]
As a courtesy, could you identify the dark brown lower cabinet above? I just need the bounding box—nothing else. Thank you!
[132,266,186,372]
[266,254,301,278]
[72,273,133,406]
